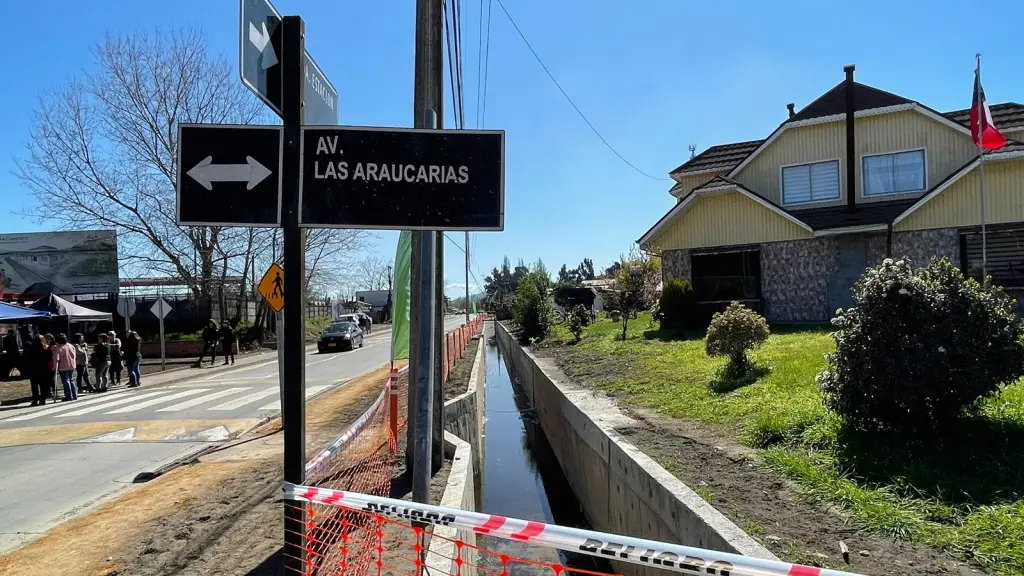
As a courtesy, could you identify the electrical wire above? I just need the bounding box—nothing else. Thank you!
[442,0,461,129]
[454,0,466,128]
[480,0,493,126]
[492,0,669,181]
[474,0,485,128]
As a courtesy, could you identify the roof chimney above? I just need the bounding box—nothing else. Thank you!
[786,103,796,118]
[844,65,856,213]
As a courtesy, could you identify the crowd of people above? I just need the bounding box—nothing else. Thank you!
[17,330,144,405]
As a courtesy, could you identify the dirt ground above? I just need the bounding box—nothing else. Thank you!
[618,410,973,575]
[444,337,480,400]
[0,362,444,576]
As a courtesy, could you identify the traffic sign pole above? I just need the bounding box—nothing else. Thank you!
[281,15,307,573]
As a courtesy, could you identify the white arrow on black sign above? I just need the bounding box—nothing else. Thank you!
[248,21,278,69]
[187,156,272,191]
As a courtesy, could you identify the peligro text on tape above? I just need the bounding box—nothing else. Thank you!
[284,484,866,576]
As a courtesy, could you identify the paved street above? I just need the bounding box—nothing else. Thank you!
[0,316,469,552]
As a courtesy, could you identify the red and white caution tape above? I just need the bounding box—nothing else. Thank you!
[304,366,407,478]
[284,483,864,576]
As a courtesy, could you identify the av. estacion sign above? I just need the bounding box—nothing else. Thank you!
[299,127,504,230]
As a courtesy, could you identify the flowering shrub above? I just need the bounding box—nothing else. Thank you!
[819,258,1024,432]
[705,302,770,367]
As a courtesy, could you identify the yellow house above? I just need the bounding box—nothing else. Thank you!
[638,65,1024,322]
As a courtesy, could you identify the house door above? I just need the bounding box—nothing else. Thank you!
[827,235,870,313]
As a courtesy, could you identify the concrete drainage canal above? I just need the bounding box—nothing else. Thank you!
[480,334,609,573]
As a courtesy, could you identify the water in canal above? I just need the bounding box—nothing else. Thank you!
[481,337,606,572]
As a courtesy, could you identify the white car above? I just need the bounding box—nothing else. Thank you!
[335,314,360,324]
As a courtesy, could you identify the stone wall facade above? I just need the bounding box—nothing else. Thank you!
[892,228,960,268]
[661,249,690,283]
[760,237,839,323]
[660,228,961,324]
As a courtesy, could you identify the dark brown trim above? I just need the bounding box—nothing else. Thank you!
[845,65,856,213]
[886,223,893,257]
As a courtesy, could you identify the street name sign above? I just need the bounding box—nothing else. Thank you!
[304,51,338,126]
[298,126,505,230]
[176,124,283,227]
[241,0,337,126]
[258,262,286,313]
[240,0,283,115]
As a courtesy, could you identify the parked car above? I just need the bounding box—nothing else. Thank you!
[317,322,364,353]
[334,313,361,324]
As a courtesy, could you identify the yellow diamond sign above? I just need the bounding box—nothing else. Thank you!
[258,262,286,313]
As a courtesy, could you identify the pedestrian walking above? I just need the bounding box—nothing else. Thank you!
[54,334,77,402]
[45,334,57,401]
[107,331,123,387]
[73,333,94,393]
[123,331,142,388]
[28,335,50,406]
[92,334,111,392]
[219,321,236,365]
[196,320,220,366]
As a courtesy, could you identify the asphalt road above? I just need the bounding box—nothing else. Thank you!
[0,315,470,553]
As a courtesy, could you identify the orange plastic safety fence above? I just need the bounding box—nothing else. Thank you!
[299,504,620,576]
[301,316,488,576]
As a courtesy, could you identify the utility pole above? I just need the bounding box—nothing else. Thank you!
[280,15,307,575]
[465,232,471,324]
[408,0,444,502]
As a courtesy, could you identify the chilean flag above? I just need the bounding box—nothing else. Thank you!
[971,70,1007,150]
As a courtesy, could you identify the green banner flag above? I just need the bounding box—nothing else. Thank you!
[472,299,477,314]
[390,231,412,361]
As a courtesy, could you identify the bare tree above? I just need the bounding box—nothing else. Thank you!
[355,255,392,291]
[15,27,265,299]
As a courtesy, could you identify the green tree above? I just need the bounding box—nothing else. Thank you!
[513,272,553,343]
[577,258,596,281]
[614,248,661,340]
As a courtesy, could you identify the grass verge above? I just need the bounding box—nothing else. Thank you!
[547,313,1024,575]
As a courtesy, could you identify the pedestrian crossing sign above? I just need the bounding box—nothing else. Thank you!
[258,262,286,312]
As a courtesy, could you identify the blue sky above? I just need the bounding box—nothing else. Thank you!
[3,0,1023,295]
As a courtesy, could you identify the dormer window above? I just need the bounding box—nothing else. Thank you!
[781,160,840,205]
[862,149,926,196]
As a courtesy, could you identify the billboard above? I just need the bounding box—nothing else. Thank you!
[0,230,119,298]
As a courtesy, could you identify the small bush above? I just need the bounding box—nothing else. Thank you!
[568,304,590,342]
[705,301,770,367]
[819,257,1024,433]
[658,279,698,330]
[513,273,553,343]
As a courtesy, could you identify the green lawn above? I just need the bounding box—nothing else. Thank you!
[550,314,1024,575]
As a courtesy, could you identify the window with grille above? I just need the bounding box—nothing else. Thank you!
[781,160,840,205]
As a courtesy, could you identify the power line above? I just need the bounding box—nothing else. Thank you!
[492,0,669,181]
[474,0,485,127]
[480,0,494,126]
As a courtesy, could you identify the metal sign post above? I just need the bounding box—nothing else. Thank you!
[279,15,307,574]
[150,298,171,372]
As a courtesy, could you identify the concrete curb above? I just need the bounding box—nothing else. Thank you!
[427,431,478,576]
[493,321,777,570]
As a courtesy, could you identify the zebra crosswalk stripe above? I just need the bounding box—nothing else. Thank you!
[257,385,330,411]
[105,389,210,414]
[54,390,177,418]
[155,387,252,412]
[207,388,280,411]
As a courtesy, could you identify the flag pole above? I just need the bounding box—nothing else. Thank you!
[976,53,988,281]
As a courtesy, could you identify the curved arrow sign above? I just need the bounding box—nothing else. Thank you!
[187,156,272,191]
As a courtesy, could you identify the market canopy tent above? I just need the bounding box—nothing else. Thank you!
[28,294,112,322]
[0,301,51,322]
